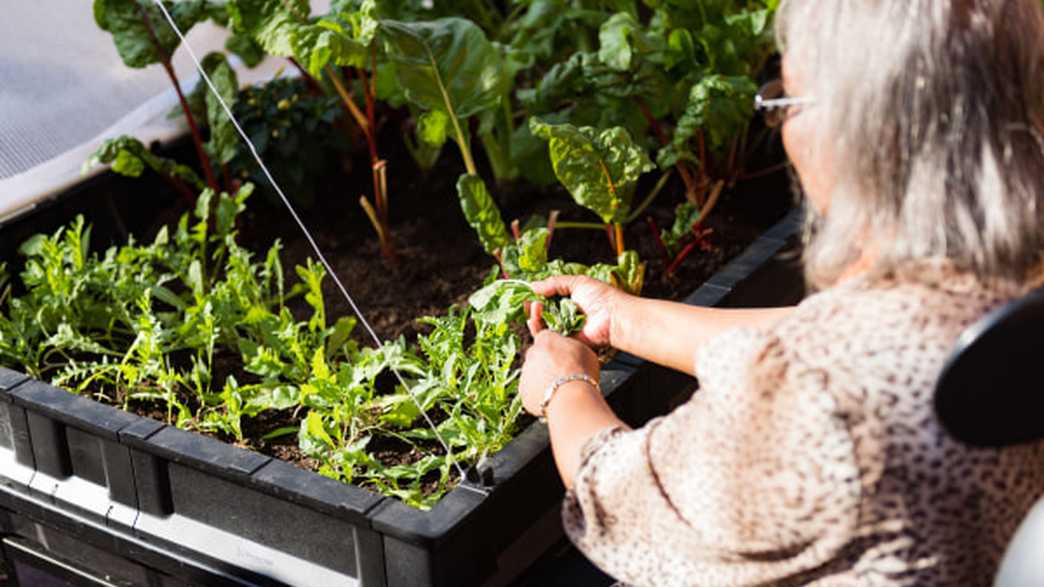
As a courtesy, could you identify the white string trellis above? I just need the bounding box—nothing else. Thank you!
[150,0,488,497]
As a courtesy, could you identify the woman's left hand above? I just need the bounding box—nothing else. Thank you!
[520,329,601,417]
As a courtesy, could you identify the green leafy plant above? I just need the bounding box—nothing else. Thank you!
[650,181,723,277]
[83,135,205,204]
[0,186,534,509]
[529,117,656,257]
[93,0,224,193]
[230,76,344,206]
[381,17,514,262]
[518,0,778,217]
[468,280,586,336]
[225,0,399,262]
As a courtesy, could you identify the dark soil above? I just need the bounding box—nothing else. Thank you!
[0,107,794,495]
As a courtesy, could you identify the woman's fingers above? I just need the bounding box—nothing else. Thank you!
[527,301,545,336]
[529,275,581,298]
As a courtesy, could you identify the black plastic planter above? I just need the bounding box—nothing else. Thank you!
[0,208,804,587]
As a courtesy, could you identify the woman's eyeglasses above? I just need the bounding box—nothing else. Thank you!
[754,79,815,128]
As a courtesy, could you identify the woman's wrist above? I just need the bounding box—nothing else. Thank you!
[540,374,600,421]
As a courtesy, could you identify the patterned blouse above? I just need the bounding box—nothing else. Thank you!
[562,261,1044,586]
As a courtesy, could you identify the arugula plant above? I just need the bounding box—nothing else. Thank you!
[0,185,534,509]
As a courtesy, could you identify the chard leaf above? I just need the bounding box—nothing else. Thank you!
[529,118,655,224]
[661,201,701,256]
[197,53,240,165]
[456,175,511,255]
[611,250,645,295]
[225,32,265,67]
[598,12,639,71]
[417,110,450,147]
[291,20,369,77]
[381,18,509,120]
[500,228,549,277]
[113,149,146,177]
[84,136,205,191]
[658,75,757,167]
[227,0,309,37]
[94,0,209,68]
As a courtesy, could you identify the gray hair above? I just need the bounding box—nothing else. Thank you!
[776,0,1044,289]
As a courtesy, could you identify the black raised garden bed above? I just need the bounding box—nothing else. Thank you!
[0,204,804,586]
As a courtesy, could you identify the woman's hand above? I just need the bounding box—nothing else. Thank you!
[526,275,629,348]
[519,330,601,417]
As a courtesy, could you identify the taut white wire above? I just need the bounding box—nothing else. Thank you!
[150,0,486,496]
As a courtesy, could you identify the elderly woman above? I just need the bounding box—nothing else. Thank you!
[519,0,1044,585]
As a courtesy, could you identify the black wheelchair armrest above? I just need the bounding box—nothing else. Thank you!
[934,288,1044,448]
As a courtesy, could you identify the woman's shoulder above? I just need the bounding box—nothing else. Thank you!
[775,259,1025,366]
[695,258,1027,426]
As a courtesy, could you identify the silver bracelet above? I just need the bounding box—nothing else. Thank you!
[539,373,600,422]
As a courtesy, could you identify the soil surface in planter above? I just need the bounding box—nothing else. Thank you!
[0,114,795,494]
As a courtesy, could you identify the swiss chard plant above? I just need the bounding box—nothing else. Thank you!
[93,0,229,194]
[380,16,514,261]
[224,0,401,263]
[529,117,657,257]
[518,0,778,217]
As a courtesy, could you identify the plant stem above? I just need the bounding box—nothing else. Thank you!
[357,65,385,222]
[625,169,673,224]
[137,3,218,194]
[330,62,396,264]
[325,65,370,135]
[737,161,791,182]
[288,57,324,95]
[546,210,560,254]
[646,216,670,263]
[697,179,726,227]
[637,99,698,201]
[614,222,625,257]
[666,238,699,276]
[554,221,606,230]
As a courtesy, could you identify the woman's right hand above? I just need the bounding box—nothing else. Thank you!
[527,275,629,348]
